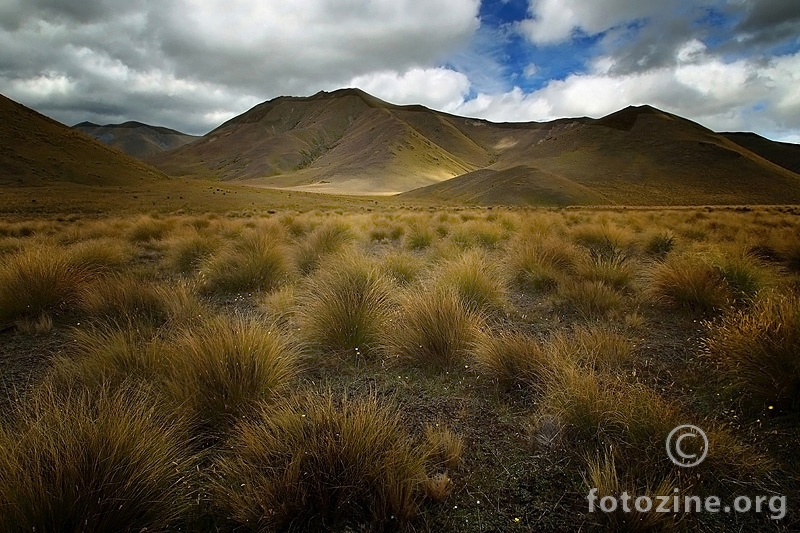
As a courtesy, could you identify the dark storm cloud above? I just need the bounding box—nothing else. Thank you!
[0,1,480,134]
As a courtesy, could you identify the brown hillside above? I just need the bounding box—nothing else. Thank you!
[151,89,800,204]
[74,121,199,159]
[400,165,609,206]
[0,94,165,186]
[722,132,800,175]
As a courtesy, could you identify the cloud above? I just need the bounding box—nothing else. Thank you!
[0,0,480,133]
[453,48,800,142]
[349,68,471,112]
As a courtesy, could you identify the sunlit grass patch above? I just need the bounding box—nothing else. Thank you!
[704,290,800,410]
[163,228,222,274]
[126,214,172,243]
[295,220,353,274]
[0,384,197,533]
[80,275,205,327]
[473,331,551,391]
[505,236,582,294]
[0,244,96,327]
[199,231,291,295]
[434,248,509,315]
[161,315,300,440]
[388,286,483,370]
[297,254,393,360]
[379,250,426,285]
[212,392,428,531]
[555,279,625,319]
[647,251,730,313]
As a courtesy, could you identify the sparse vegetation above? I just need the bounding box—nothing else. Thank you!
[1,205,798,531]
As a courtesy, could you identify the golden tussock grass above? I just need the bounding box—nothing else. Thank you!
[0,245,96,327]
[583,451,683,532]
[199,230,291,295]
[505,235,582,294]
[295,220,353,274]
[473,331,551,391]
[387,286,484,370]
[296,254,394,360]
[212,392,428,531]
[555,279,626,319]
[704,290,800,410]
[0,384,197,533]
[161,315,300,440]
[79,274,205,328]
[434,248,509,315]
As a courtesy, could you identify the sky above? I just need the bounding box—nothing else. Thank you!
[1,0,799,142]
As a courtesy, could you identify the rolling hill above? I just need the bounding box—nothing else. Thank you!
[151,89,800,205]
[74,121,199,159]
[722,132,800,176]
[0,94,166,186]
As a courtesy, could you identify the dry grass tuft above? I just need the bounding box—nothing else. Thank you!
[162,315,300,439]
[473,331,550,391]
[212,392,427,531]
[295,221,353,274]
[647,252,730,312]
[0,384,197,533]
[505,236,581,294]
[555,279,625,319]
[0,245,96,327]
[297,254,394,360]
[388,287,483,370]
[199,231,291,295]
[435,249,509,314]
[704,290,800,410]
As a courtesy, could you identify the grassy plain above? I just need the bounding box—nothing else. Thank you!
[1,186,799,531]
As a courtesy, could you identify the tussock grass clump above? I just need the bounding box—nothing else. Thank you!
[388,287,483,370]
[450,220,505,249]
[505,236,581,293]
[212,393,427,531]
[380,251,426,285]
[556,279,625,319]
[259,284,297,327]
[297,255,394,359]
[571,223,633,259]
[406,223,434,251]
[199,231,290,295]
[80,275,205,327]
[162,315,300,439]
[295,221,353,274]
[535,366,768,482]
[643,230,675,259]
[704,291,800,410]
[66,237,132,271]
[46,325,163,394]
[126,215,171,243]
[577,253,637,291]
[0,385,196,533]
[647,252,730,312]
[712,251,773,304]
[584,451,683,533]
[423,423,464,472]
[435,249,509,314]
[548,326,634,371]
[473,331,550,391]
[0,245,95,326]
[163,228,222,274]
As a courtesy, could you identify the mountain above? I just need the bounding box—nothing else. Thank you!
[74,121,200,159]
[722,132,800,176]
[0,94,166,186]
[150,89,800,204]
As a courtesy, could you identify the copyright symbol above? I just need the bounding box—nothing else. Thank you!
[666,424,708,468]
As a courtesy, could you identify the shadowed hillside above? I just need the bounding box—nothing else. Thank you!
[723,132,800,175]
[74,121,200,159]
[0,94,165,186]
[151,89,800,205]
